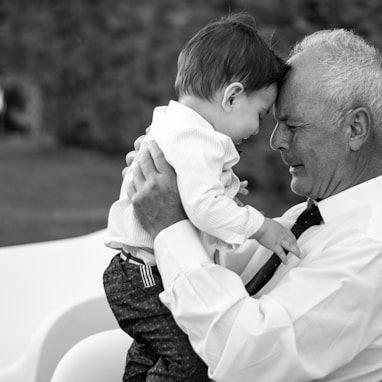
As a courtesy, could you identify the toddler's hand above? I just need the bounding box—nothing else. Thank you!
[234,196,245,207]
[253,217,301,264]
[238,180,249,196]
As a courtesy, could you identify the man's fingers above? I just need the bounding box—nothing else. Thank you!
[126,176,137,200]
[134,134,145,151]
[147,141,173,174]
[139,142,158,180]
[125,134,147,167]
[125,150,137,167]
[132,160,147,189]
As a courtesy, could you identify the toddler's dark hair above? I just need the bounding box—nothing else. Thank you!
[175,13,288,100]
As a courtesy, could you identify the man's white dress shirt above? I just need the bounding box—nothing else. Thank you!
[155,175,382,381]
[105,100,264,262]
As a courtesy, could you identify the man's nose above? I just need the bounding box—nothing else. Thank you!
[270,122,289,151]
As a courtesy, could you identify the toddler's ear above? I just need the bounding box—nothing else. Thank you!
[222,82,244,111]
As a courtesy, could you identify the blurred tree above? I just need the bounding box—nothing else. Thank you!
[50,0,232,152]
[1,0,381,215]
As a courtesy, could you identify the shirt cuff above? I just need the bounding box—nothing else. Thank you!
[154,219,212,289]
[247,205,266,236]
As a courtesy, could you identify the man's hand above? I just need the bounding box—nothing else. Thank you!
[122,134,145,177]
[126,140,187,239]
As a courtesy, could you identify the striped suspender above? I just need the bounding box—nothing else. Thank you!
[139,264,156,288]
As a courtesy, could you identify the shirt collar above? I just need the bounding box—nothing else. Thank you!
[166,100,215,131]
[316,175,382,224]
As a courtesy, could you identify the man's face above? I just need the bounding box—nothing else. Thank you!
[270,57,352,200]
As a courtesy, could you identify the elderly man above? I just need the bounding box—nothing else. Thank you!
[127,28,382,381]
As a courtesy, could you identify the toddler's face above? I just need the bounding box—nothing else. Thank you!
[218,84,277,145]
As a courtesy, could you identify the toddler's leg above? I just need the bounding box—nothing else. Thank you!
[103,253,209,381]
[104,254,159,380]
[144,313,210,382]
[123,340,157,381]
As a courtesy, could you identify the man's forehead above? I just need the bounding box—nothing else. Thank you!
[274,78,296,120]
[274,49,330,121]
[274,83,309,122]
[273,100,288,121]
[276,60,321,113]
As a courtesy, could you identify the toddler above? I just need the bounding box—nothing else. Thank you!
[104,13,300,382]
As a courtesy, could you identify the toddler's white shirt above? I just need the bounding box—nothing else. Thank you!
[105,100,265,263]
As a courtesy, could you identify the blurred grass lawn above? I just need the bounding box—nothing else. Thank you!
[0,136,297,248]
[0,138,124,247]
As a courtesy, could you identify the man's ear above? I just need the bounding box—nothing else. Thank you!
[222,82,244,111]
[345,107,371,151]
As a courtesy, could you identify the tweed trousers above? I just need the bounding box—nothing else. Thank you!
[103,253,210,382]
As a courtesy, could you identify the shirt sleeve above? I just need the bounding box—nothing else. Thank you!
[154,221,382,382]
[161,127,264,245]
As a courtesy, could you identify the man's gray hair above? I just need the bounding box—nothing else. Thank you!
[290,29,382,131]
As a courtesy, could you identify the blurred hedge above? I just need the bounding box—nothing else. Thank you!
[1,0,382,215]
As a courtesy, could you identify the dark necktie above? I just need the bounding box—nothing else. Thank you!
[245,201,323,295]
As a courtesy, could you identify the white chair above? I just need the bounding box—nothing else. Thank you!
[51,329,131,382]
[0,230,125,382]
[0,296,121,382]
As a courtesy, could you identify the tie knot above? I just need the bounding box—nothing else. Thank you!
[296,202,323,229]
